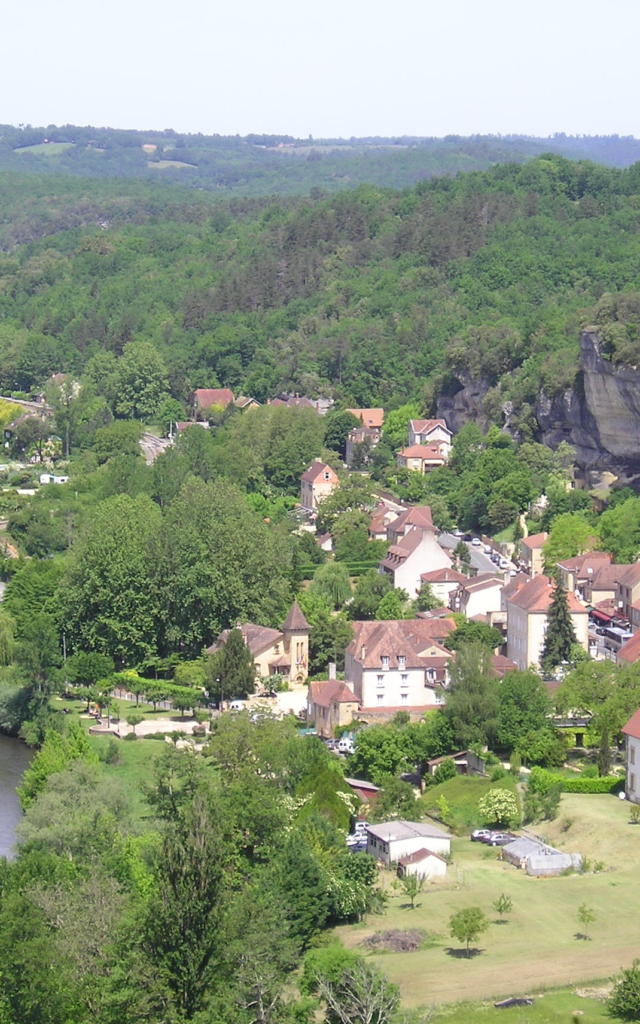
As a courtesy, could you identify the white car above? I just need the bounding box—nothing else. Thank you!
[471,537,482,546]
[337,737,355,755]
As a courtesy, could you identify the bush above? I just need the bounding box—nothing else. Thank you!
[609,959,640,1020]
[478,788,520,828]
[433,758,457,785]
[123,732,138,742]
[528,766,621,794]
[98,738,121,765]
[490,765,507,781]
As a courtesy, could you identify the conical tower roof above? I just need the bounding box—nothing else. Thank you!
[282,600,310,632]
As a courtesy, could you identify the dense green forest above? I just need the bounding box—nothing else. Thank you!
[1,155,640,438]
[3,124,640,195]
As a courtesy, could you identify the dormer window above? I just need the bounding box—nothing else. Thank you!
[398,655,406,670]
[381,656,389,671]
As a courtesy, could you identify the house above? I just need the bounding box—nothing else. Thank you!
[397,848,447,880]
[617,633,640,667]
[616,564,640,626]
[344,777,381,804]
[505,575,589,670]
[622,709,640,803]
[347,408,384,434]
[396,444,447,474]
[234,395,260,410]
[345,617,454,713]
[380,505,451,599]
[346,426,379,467]
[425,750,485,777]
[519,532,548,576]
[39,473,69,485]
[368,500,404,541]
[307,679,359,737]
[300,461,339,511]
[207,601,310,687]
[192,388,235,418]
[419,567,468,608]
[269,394,333,414]
[583,563,633,608]
[556,551,612,597]
[366,819,451,866]
[407,419,453,459]
[454,573,505,619]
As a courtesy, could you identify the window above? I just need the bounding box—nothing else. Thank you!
[324,471,330,480]
[401,673,408,685]
[632,745,636,765]
[401,693,408,703]
[631,772,636,793]
[398,655,406,670]
[377,693,384,703]
[376,674,384,688]
[426,668,436,682]
[381,656,389,671]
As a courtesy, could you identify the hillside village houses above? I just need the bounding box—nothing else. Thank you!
[407,418,453,457]
[519,532,548,576]
[207,601,311,688]
[379,505,452,599]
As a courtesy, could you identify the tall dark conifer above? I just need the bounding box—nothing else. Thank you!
[541,581,576,672]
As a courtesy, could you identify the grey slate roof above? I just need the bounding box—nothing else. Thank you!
[366,819,451,842]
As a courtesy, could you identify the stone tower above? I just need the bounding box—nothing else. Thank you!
[281,601,311,685]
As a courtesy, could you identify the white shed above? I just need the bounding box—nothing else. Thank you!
[366,819,451,866]
[397,847,447,880]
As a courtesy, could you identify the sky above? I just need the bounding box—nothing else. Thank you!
[2,0,639,139]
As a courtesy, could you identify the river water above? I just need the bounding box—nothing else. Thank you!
[0,734,31,859]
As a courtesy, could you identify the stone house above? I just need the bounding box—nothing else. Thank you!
[407,419,453,458]
[519,532,548,576]
[396,444,447,473]
[556,551,612,597]
[306,679,359,737]
[300,461,339,511]
[207,601,310,687]
[379,505,451,599]
[616,563,640,625]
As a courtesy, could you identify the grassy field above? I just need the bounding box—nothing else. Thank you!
[336,793,640,1012]
[417,773,520,833]
[427,986,612,1024]
[148,159,196,169]
[14,142,75,156]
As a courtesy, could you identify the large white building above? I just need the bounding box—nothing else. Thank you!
[623,710,640,804]
[505,575,588,671]
[345,617,454,712]
[379,505,451,599]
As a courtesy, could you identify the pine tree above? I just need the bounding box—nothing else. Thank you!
[206,628,256,703]
[541,581,576,673]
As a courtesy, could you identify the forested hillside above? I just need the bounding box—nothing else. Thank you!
[1,155,640,441]
[3,123,640,195]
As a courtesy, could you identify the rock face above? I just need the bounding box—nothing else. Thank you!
[536,329,640,477]
[435,328,640,479]
[435,373,492,434]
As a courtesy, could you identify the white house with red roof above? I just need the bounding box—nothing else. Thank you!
[407,419,453,458]
[345,617,454,712]
[396,443,447,473]
[379,505,452,599]
[505,575,588,670]
[420,566,468,607]
[454,572,505,619]
[622,709,640,803]
[300,461,339,511]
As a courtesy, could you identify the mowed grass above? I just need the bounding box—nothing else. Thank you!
[428,986,612,1024]
[14,142,74,155]
[335,794,640,1009]
[417,773,520,833]
[148,159,196,169]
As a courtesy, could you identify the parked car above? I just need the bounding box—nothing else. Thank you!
[471,537,481,546]
[483,544,492,554]
[337,736,355,755]
[487,832,516,846]
[353,821,369,835]
[470,828,493,842]
[499,558,510,569]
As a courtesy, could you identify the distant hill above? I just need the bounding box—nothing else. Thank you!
[2,123,640,195]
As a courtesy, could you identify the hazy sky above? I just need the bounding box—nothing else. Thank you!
[2,0,639,138]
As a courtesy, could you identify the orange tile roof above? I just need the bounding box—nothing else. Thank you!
[622,707,640,738]
[399,444,446,460]
[521,532,548,549]
[193,387,234,409]
[308,680,357,708]
[617,633,640,665]
[506,575,587,614]
[347,407,384,429]
[348,618,454,669]
[301,461,338,484]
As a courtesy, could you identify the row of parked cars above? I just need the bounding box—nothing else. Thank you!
[470,828,517,847]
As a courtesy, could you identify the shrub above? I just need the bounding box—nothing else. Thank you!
[490,765,507,781]
[609,960,640,1020]
[528,766,621,794]
[98,738,121,765]
[433,758,457,785]
[630,805,640,824]
[123,732,137,742]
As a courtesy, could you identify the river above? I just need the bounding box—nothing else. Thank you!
[0,734,31,859]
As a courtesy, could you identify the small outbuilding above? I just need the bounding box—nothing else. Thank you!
[503,836,582,876]
[397,847,447,880]
[366,819,451,866]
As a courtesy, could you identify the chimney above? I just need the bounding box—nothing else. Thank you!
[328,662,336,680]
[361,644,366,660]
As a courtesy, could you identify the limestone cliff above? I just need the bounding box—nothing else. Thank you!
[536,328,640,476]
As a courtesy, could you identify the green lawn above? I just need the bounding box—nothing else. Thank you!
[336,794,640,1010]
[417,774,520,834]
[427,986,612,1023]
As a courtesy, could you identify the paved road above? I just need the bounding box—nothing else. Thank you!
[140,431,173,465]
[440,533,516,574]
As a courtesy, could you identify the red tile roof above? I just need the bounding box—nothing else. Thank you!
[193,387,234,409]
[380,528,424,569]
[409,418,451,436]
[557,552,611,574]
[282,601,310,632]
[308,680,357,708]
[622,708,640,739]
[348,618,454,670]
[398,847,447,866]
[506,575,587,614]
[301,461,338,484]
[388,505,436,538]
[491,654,518,677]
[347,407,384,429]
[207,622,282,656]
[399,444,446,459]
[521,532,548,550]
[421,567,468,584]
[619,564,640,589]
[617,633,640,665]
